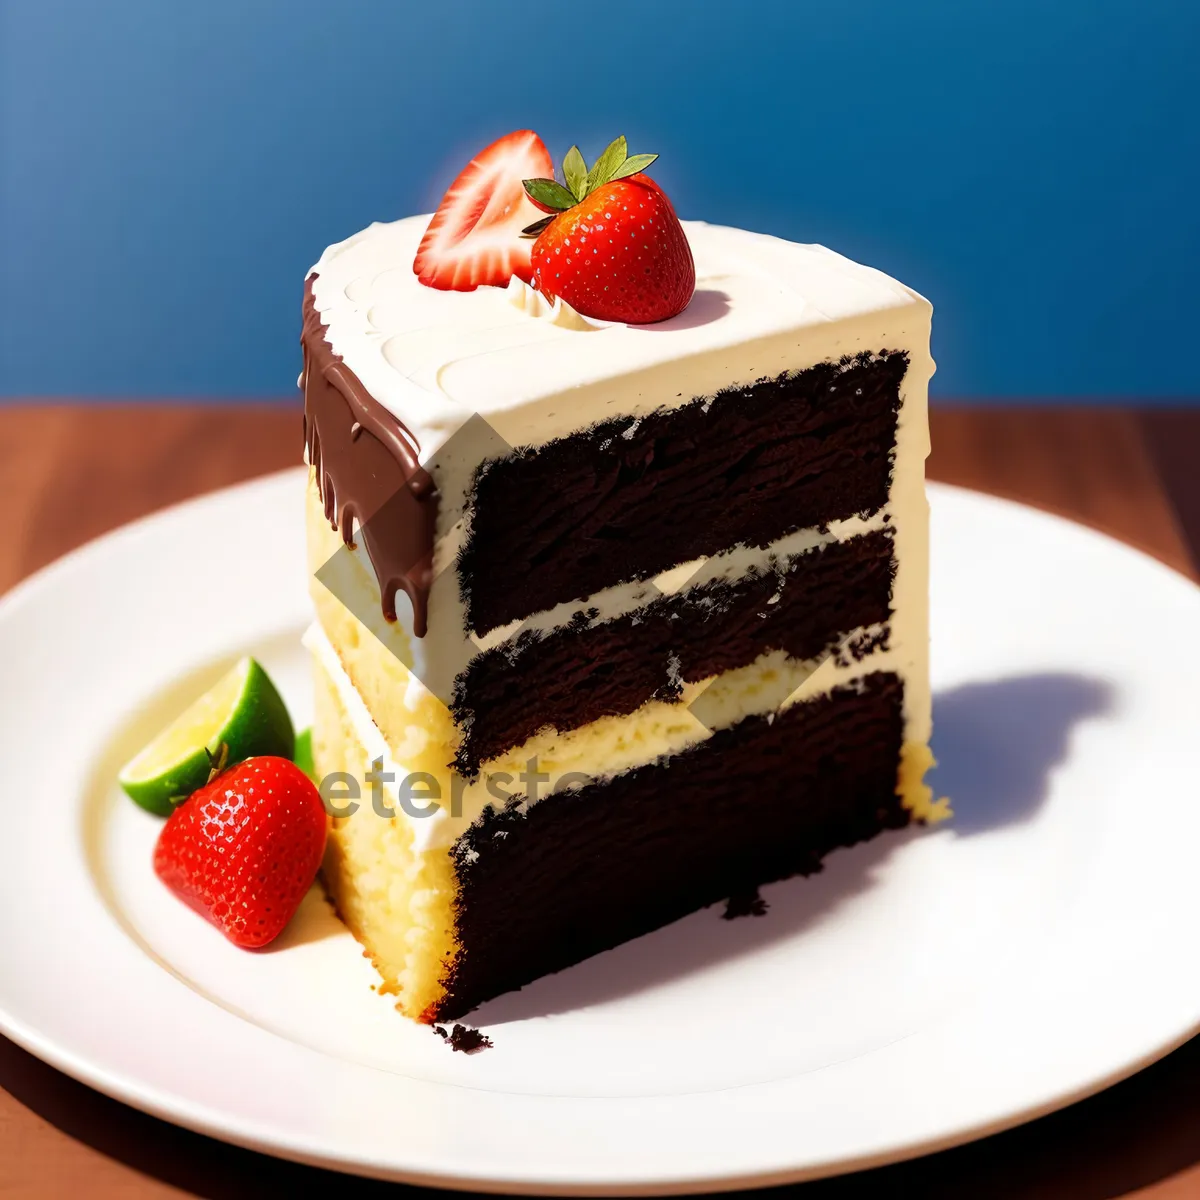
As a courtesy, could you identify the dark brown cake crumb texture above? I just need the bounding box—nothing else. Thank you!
[722,889,770,919]
[459,350,908,633]
[433,672,908,1021]
[454,529,896,774]
[433,1023,493,1053]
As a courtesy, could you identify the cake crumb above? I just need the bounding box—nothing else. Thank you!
[433,1023,493,1053]
[722,889,768,920]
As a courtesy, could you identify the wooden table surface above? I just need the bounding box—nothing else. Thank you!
[0,403,1198,1199]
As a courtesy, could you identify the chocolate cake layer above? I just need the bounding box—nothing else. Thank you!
[453,529,896,774]
[459,351,907,634]
[431,671,907,1021]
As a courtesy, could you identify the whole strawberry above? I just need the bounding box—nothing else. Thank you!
[522,137,695,324]
[154,756,327,949]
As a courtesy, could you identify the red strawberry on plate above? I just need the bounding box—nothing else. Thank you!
[521,136,695,324]
[414,129,553,290]
[153,756,327,949]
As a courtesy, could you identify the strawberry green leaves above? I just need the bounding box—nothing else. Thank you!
[579,135,659,193]
[562,145,589,202]
[611,152,658,181]
[521,135,660,224]
[523,178,578,212]
[586,135,628,194]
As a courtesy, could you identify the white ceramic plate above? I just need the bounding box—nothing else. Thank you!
[0,471,1198,1193]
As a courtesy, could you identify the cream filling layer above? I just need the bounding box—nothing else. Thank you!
[304,617,913,853]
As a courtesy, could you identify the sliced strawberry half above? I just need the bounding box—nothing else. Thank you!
[413,130,553,291]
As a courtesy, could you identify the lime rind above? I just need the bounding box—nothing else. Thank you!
[293,727,316,783]
[119,657,295,816]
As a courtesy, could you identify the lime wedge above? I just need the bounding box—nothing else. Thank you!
[293,727,316,782]
[119,657,295,816]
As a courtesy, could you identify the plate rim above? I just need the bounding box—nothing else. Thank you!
[0,470,1198,1194]
[3,1000,1199,1198]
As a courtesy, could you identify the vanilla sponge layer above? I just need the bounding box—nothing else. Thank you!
[305,612,944,858]
[312,651,455,1021]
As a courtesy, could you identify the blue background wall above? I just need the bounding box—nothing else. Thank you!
[2,0,1198,402]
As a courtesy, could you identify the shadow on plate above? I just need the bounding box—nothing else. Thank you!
[474,670,1113,1025]
[930,672,1114,835]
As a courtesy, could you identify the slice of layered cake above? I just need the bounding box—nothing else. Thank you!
[303,131,945,1023]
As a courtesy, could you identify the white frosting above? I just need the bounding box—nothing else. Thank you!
[501,276,601,330]
[310,216,928,464]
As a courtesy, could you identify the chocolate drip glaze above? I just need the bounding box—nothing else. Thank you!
[301,277,437,636]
